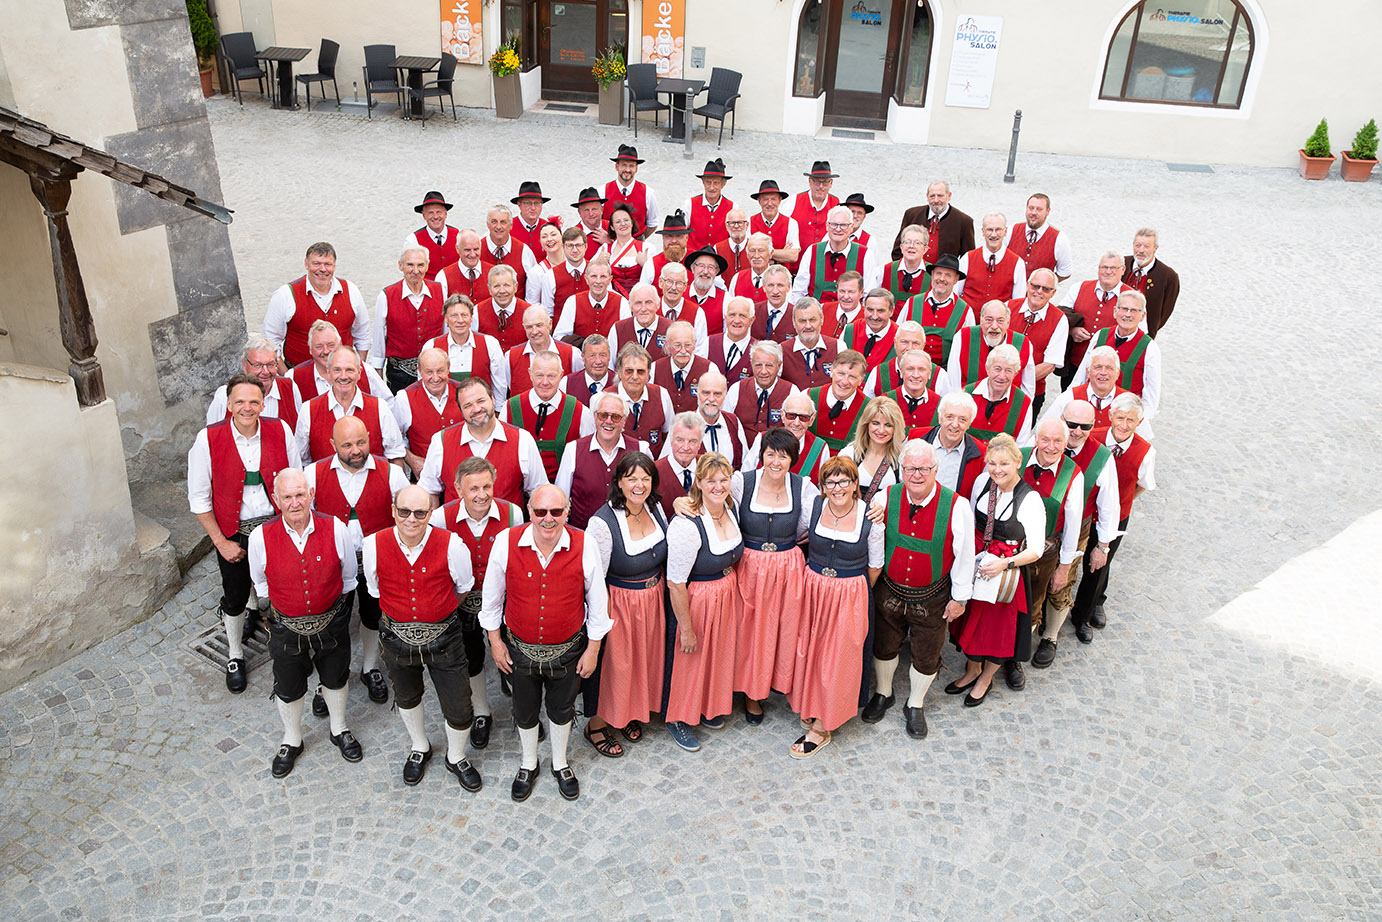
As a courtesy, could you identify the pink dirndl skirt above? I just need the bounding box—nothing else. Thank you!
[789,568,869,731]
[666,573,739,725]
[597,579,666,729]
[733,547,807,699]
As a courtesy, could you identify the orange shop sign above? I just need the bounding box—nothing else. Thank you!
[641,0,684,77]
[441,0,483,66]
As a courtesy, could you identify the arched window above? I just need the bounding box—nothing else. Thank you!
[1100,1,1254,108]
[794,0,826,98]
[896,0,933,106]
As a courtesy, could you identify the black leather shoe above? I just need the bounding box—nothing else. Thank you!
[225,658,247,694]
[1090,604,1108,629]
[311,689,328,717]
[511,760,540,802]
[1032,639,1057,669]
[331,730,363,763]
[944,675,978,696]
[446,757,483,792]
[1075,621,1094,644]
[271,742,303,777]
[860,693,894,723]
[1004,660,1026,691]
[552,765,580,801]
[470,715,492,750]
[903,706,928,739]
[360,669,389,703]
[402,748,432,786]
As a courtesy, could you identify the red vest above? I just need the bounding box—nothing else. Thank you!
[781,337,839,390]
[888,386,941,430]
[564,369,615,406]
[602,181,650,236]
[206,418,291,538]
[508,392,585,479]
[478,237,529,294]
[965,384,1032,442]
[1007,224,1061,276]
[411,226,459,272]
[438,261,491,304]
[612,383,669,449]
[382,279,445,360]
[402,381,462,457]
[311,455,395,536]
[503,528,588,643]
[731,377,795,440]
[1007,299,1064,396]
[809,385,869,451]
[1068,382,1128,431]
[706,334,755,381]
[714,240,749,283]
[1067,281,1131,366]
[262,513,344,617]
[613,316,671,361]
[509,218,545,255]
[1022,452,1080,538]
[704,411,744,470]
[568,290,626,340]
[289,362,375,404]
[914,295,973,367]
[441,498,517,588]
[1071,438,1113,524]
[660,298,704,334]
[728,268,771,305]
[284,277,356,367]
[843,321,898,370]
[426,333,495,387]
[750,213,794,257]
[304,391,384,462]
[881,260,930,302]
[551,261,591,312]
[653,355,711,415]
[375,527,459,623]
[473,297,531,352]
[223,377,298,432]
[1112,434,1151,522]
[506,342,576,396]
[789,193,839,265]
[687,287,727,336]
[963,247,1019,309]
[568,434,639,529]
[788,434,828,485]
[1092,327,1150,396]
[952,328,1031,390]
[882,484,958,587]
[688,194,733,252]
[438,422,525,505]
[654,456,689,519]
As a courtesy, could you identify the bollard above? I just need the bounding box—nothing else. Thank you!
[1003,110,1022,183]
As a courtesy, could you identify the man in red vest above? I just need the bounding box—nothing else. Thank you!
[508,181,551,253]
[748,179,802,267]
[1019,417,1085,676]
[248,468,362,777]
[683,247,728,336]
[724,340,800,442]
[697,295,755,382]
[864,321,950,398]
[563,334,616,405]
[653,412,704,516]
[1071,393,1156,640]
[862,439,975,739]
[420,377,548,506]
[555,258,628,347]
[608,342,675,451]
[840,288,899,370]
[787,161,840,260]
[792,205,881,303]
[782,298,839,391]
[482,483,612,802]
[475,264,532,353]
[480,204,537,296]
[1042,345,1127,432]
[306,415,409,708]
[1057,251,1132,388]
[603,144,660,239]
[429,456,526,751]
[1008,193,1072,282]
[886,349,941,432]
[726,233,774,306]
[906,254,972,368]
[1123,227,1180,337]
[188,374,298,693]
[745,391,830,484]
[807,349,870,451]
[948,299,1036,396]
[683,158,734,251]
[364,484,483,791]
[295,347,406,465]
[570,187,609,250]
[656,263,708,344]
[1070,290,1162,439]
[206,336,301,432]
[555,391,648,528]
[404,191,459,273]
[394,348,463,477]
[290,320,392,405]
[714,208,752,283]
[264,242,371,369]
[503,351,594,480]
[693,369,746,469]
[371,246,446,392]
[527,226,590,315]
[958,212,1026,307]
[653,321,711,415]
[965,345,1033,443]
[918,391,987,498]
[1007,267,1070,413]
[505,306,581,396]
[828,272,865,339]
[435,229,491,304]
[891,180,974,264]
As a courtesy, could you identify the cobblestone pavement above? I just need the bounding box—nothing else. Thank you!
[3,98,1381,920]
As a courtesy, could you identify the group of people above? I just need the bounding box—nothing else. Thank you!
[189,144,1175,801]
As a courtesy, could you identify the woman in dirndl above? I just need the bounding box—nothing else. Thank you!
[584,451,667,758]
[948,434,1046,706]
[838,396,905,504]
[664,452,743,752]
[789,455,883,758]
[601,204,646,298]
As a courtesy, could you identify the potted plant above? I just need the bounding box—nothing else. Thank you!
[490,33,523,119]
[592,45,627,126]
[1341,119,1378,182]
[1298,118,1335,180]
[186,0,218,98]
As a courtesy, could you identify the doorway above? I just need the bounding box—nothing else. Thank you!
[822,0,905,127]
[538,0,629,101]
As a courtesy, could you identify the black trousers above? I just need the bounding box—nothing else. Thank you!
[507,629,586,729]
[459,604,488,679]
[269,597,353,701]
[1072,516,1130,625]
[380,617,475,730]
[215,532,252,615]
[355,582,381,631]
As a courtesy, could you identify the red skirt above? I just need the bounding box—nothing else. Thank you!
[666,573,740,725]
[611,263,643,298]
[734,547,807,699]
[597,580,665,729]
[951,539,1027,659]
[789,569,869,730]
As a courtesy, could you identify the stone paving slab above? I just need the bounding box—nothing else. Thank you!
[2,98,1381,920]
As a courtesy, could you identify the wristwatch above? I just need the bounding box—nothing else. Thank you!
[1097,544,1110,552]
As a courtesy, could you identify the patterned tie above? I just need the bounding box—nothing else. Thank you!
[988,254,997,273]
[498,309,510,330]
[753,275,763,289]
[495,246,506,259]
[1113,444,1124,457]
[756,388,769,423]
[682,468,692,491]
[588,380,599,395]
[726,343,740,369]
[1132,268,1145,289]
[638,328,650,348]
[982,481,998,544]
[707,423,720,453]
[766,310,779,337]
[1027,228,1037,255]
[435,234,444,246]
[630,400,642,430]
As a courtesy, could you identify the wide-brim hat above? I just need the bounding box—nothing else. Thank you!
[510,181,550,204]
[696,158,731,180]
[750,179,785,200]
[804,160,839,178]
[414,190,453,213]
[843,192,874,214]
[610,144,645,164]
[656,209,690,235]
[683,245,728,275]
[927,253,966,280]
[570,187,605,208]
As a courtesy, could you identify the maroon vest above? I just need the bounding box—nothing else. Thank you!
[652,355,712,414]
[568,434,641,529]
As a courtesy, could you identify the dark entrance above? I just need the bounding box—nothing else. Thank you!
[821,0,908,129]
[537,0,629,102]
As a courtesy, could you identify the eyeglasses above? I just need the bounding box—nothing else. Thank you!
[594,411,624,422]
[901,465,937,475]
[1065,420,1094,431]
[826,222,852,230]
[725,220,748,228]
[245,360,278,372]
[395,507,430,520]
[823,479,855,490]
[1029,283,1055,294]
[530,507,566,519]
[782,411,812,422]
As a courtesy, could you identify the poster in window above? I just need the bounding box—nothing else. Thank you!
[441,0,483,66]
[945,16,1002,108]
[642,0,685,77]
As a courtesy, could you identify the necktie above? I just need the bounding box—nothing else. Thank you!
[929,216,939,238]
[498,309,510,330]
[901,269,917,290]
[828,400,843,420]
[1132,269,1145,289]
[638,328,650,347]
[630,401,642,430]
[1022,311,1037,325]
[435,234,444,246]
[707,423,720,452]
[864,333,878,356]
[588,380,599,395]
[1114,333,1129,347]
[804,349,818,373]
[756,388,769,423]
[1031,467,1046,485]
[682,468,692,491]
[674,370,685,391]
[766,311,778,337]
[988,254,997,273]
[1027,228,1037,254]
[827,251,843,269]
[469,267,478,281]
[753,275,762,289]
[1113,444,1124,457]
[907,502,921,520]
[495,246,506,259]
[1101,290,1112,311]
[726,343,741,369]
[535,401,550,432]
[981,395,1002,418]
[905,395,921,413]
[570,266,580,279]
[1065,447,1077,458]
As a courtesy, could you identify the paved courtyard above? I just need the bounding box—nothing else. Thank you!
[2,97,1381,920]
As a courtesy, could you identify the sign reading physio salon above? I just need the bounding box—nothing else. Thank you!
[945,16,1002,109]
[642,0,685,78]
[441,0,483,66]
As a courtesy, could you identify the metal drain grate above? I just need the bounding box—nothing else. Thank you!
[831,128,875,140]
[1166,162,1214,173]
[184,620,272,672]
[543,102,588,112]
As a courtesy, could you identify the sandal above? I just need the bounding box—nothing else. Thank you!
[788,729,832,760]
[620,720,643,743]
[583,722,624,758]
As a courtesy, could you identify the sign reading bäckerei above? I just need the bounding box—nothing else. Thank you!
[945,15,1003,109]
[642,0,685,78]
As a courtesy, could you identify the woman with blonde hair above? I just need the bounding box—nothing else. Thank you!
[839,396,906,504]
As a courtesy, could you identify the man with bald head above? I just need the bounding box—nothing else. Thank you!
[502,350,594,480]
[371,247,446,392]
[608,282,672,362]
[306,414,409,707]
[364,483,483,790]
[744,391,830,484]
[693,368,746,469]
[652,321,711,415]
[296,346,406,465]
[504,304,582,396]
[782,297,840,390]
[482,484,612,802]
[957,212,1026,308]
[394,347,464,478]
[556,390,648,528]
[208,336,302,432]
[792,204,882,303]
[436,229,491,304]
[891,180,974,264]
[948,299,1036,396]
[249,469,362,776]
[1007,268,1070,412]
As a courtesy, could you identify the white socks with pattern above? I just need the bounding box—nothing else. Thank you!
[549,720,572,771]
[224,611,246,661]
[276,696,304,746]
[907,667,935,708]
[518,725,540,770]
[873,656,899,698]
[397,704,430,753]
[359,627,380,673]
[445,724,469,763]
[321,685,349,735]
[469,673,491,718]
[1043,604,1072,641]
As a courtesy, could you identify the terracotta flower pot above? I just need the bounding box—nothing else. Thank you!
[493,73,523,119]
[199,67,214,98]
[598,83,624,126]
[1340,151,1378,183]
[1298,149,1336,180]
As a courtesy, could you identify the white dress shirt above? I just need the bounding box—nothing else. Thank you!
[660,298,709,345]
[391,383,452,441]
[434,260,484,297]
[478,524,612,639]
[431,330,509,401]
[1018,223,1074,280]
[1107,432,1157,494]
[1023,454,1085,564]
[294,387,406,464]
[722,377,800,417]
[263,277,371,356]
[790,240,884,301]
[418,421,549,497]
[428,498,524,532]
[554,290,630,341]
[249,513,357,599]
[369,281,440,369]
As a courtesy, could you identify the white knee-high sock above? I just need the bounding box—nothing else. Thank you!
[873,657,899,698]
[359,627,381,673]
[1043,603,1071,641]
[224,611,246,661]
[276,696,304,746]
[907,667,935,708]
[321,685,349,735]
[469,672,492,717]
[549,719,572,770]
[518,725,540,770]
[397,704,430,752]
[445,724,469,763]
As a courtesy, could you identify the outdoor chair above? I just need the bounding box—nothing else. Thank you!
[693,67,742,147]
[362,44,402,118]
[409,53,457,127]
[626,63,668,138]
[220,32,268,106]
[296,39,340,112]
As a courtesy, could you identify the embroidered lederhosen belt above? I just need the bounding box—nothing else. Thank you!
[236,514,274,537]
[458,586,483,630]
[386,356,420,378]
[506,627,587,678]
[383,608,460,648]
[880,573,951,604]
[271,595,347,637]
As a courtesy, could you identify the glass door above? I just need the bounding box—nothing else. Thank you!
[540,0,601,98]
[822,0,906,128]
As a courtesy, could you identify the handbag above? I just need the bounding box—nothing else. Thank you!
[973,481,1021,605]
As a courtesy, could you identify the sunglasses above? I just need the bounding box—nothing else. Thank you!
[1029,283,1055,294]
[530,507,565,519]
[395,507,429,520]
[1065,420,1094,431]
[595,411,624,422]
[782,411,812,422]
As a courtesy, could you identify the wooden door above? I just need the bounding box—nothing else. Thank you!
[822,0,907,128]
[540,0,602,99]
